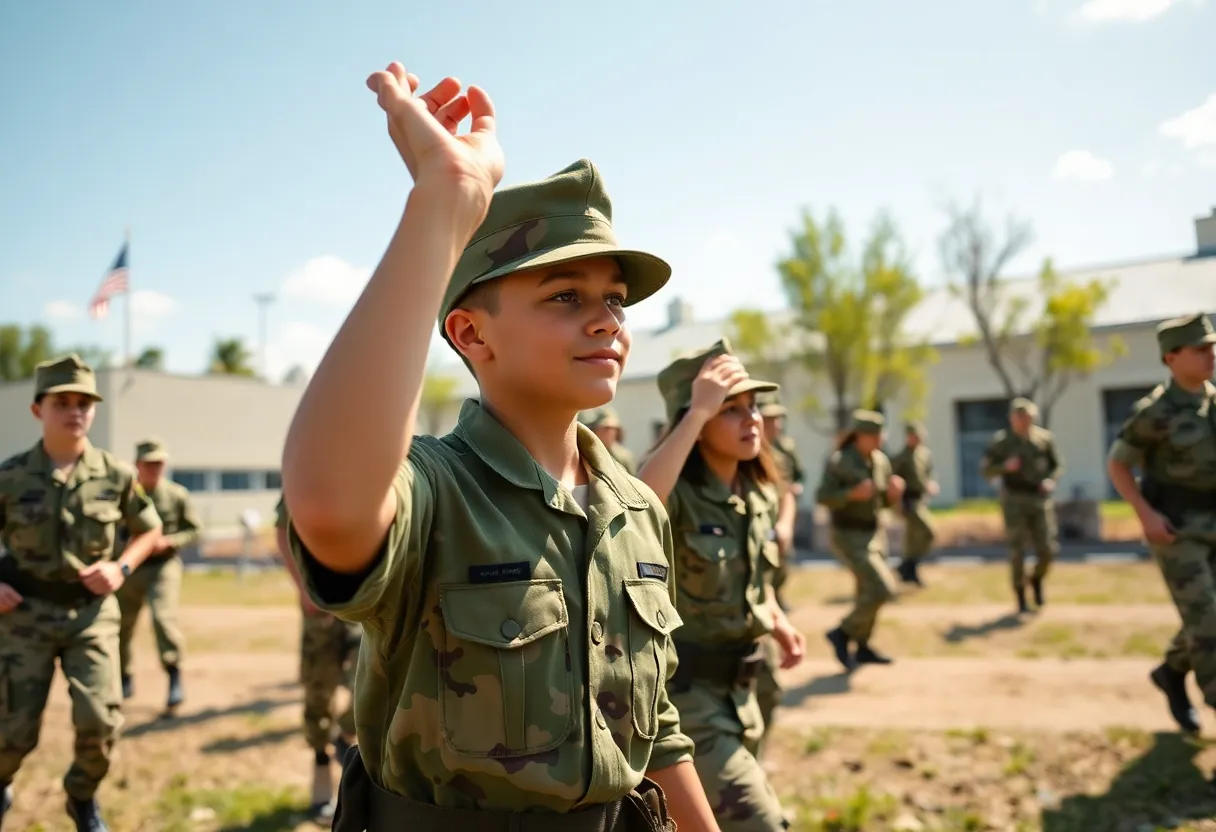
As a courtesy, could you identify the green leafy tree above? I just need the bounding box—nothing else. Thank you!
[208,337,256,376]
[0,324,55,380]
[939,200,1125,427]
[420,372,460,435]
[134,346,165,370]
[730,209,936,433]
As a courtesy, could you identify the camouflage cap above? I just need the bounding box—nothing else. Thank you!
[851,409,885,435]
[756,390,788,418]
[1010,397,1039,418]
[656,338,778,424]
[440,159,671,341]
[1157,313,1216,356]
[580,406,622,430]
[34,353,101,402]
[906,421,926,437]
[136,436,169,463]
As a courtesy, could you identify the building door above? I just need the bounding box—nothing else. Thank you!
[1102,385,1159,497]
[955,398,1010,499]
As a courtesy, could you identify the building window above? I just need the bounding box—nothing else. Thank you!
[220,471,253,491]
[1102,386,1157,497]
[172,469,208,492]
[954,398,1009,499]
[264,470,282,490]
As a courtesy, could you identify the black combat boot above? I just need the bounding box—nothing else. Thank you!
[121,674,133,700]
[66,796,109,832]
[309,748,336,824]
[1,781,13,827]
[1031,577,1045,608]
[905,559,924,587]
[855,643,894,665]
[1015,586,1029,614]
[896,558,914,583]
[1150,664,1201,735]
[165,665,184,712]
[825,627,856,671]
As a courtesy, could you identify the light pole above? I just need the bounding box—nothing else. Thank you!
[253,293,275,381]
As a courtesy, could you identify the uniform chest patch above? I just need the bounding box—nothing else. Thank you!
[698,524,727,537]
[17,489,45,505]
[468,561,531,584]
[636,562,669,581]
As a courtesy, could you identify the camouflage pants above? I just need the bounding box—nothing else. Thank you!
[1000,495,1058,588]
[831,527,897,644]
[902,501,936,562]
[669,680,788,831]
[0,596,123,799]
[754,636,782,752]
[301,613,359,750]
[1153,534,1216,709]
[117,555,185,675]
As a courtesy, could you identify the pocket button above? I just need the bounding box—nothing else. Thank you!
[500,619,522,640]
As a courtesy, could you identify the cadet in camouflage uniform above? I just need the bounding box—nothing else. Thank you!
[981,398,1064,613]
[116,437,202,715]
[753,390,801,748]
[1107,313,1216,736]
[581,406,638,474]
[273,497,358,825]
[638,338,806,831]
[889,422,938,587]
[279,64,716,831]
[817,411,905,670]
[0,355,162,832]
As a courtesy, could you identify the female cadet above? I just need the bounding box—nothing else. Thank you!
[817,410,906,671]
[638,338,806,832]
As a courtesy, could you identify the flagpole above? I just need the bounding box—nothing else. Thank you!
[123,226,132,371]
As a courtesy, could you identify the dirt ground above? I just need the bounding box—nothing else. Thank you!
[7,563,1216,831]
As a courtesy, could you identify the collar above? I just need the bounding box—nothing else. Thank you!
[28,439,107,484]
[452,399,649,516]
[1166,378,1215,407]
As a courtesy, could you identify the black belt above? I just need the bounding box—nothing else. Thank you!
[669,639,763,691]
[333,746,672,832]
[903,490,924,502]
[1001,480,1041,495]
[1142,480,1216,525]
[0,564,100,608]
[830,515,879,532]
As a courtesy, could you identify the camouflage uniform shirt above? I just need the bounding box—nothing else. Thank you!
[287,400,694,812]
[981,426,1063,496]
[890,445,933,500]
[815,444,895,525]
[770,435,804,492]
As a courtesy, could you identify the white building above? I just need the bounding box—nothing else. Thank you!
[1,210,1212,534]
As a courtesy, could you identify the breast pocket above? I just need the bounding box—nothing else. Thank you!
[8,500,53,551]
[1163,414,1213,480]
[79,501,123,556]
[678,532,737,601]
[623,580,682,740]
[437,578,573,757]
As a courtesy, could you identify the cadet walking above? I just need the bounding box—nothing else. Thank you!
[279,63,718,830]
[0,355,162,832]
[273,498,358,825]
[818,411,905,670]
[638,338,806,831]
[116,437,201,716]
[890,423,938,587]
[581,406,638,474]
[1107,313,1216,736]
[981,399,1063,613]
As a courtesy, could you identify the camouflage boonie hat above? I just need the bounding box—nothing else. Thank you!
[580,406,621,430]
[1157,313,1216,356]
[440,159,672,343]
[1010,397,1039,418]
[657,338,778,424]
[34,354,101,402]
[850,409,885,435]
[756,390,787,418]
[136,437,169,463]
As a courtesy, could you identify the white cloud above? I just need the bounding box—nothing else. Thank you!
[1051,149,1115,182]
[1073,0,1193,22]
[281,256,370,306]
[131,290,176,318]
[1199,150,1216,170]
[264,320,333,381]
[45,300,83,319]
[1159,93,1216,150]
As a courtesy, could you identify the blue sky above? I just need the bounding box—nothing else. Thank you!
[1,0,1213,379]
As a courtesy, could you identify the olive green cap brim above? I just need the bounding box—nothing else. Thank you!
[730,378,779,400]
[759,404,787,417]
[39,383,102,403]
[137,451,168,463]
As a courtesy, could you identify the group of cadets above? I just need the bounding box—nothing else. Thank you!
[1,60,1215,832]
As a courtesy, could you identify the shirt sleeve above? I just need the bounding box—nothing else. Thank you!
[1108,396,1160,470]
[814,451,854,508]
[165,490,203,552]
[1044,435,1064,481]
[124,477,162,536]
[287,441,438,627]
[647,511,696,772]
[980,433,1007,479]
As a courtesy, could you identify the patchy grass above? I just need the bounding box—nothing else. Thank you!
[786,562,1170,608]
[179,568,298,608]
[768,725,1216,831]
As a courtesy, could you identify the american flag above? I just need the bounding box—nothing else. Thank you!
[89,242,130,320]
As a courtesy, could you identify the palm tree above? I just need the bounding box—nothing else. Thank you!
[208,338,255,376]
[135,346,165,370]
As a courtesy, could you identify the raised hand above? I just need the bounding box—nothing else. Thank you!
[366,62,505,220]
[688,355,750,419]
